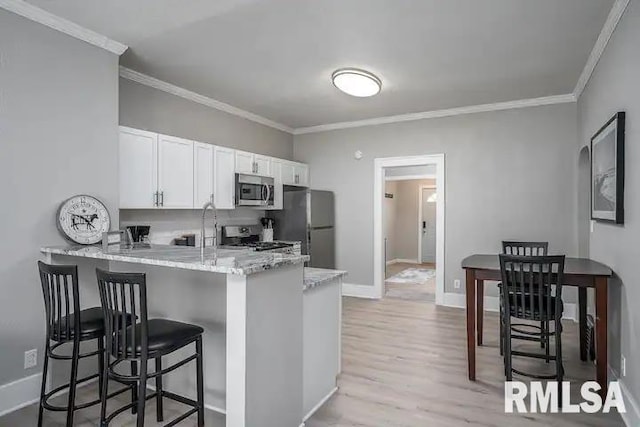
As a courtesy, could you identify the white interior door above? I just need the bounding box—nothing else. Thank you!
[158,134,194,208]
[421,188,437,263]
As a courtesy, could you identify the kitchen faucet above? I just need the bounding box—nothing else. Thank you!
[201,199,218,260]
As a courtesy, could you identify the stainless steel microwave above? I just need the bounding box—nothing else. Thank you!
[235,173,275,207]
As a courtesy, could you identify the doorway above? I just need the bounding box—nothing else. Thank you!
[374,155,445,303]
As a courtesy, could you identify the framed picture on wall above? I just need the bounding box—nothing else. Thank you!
[591,112,625,224]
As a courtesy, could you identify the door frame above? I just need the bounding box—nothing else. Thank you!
[417,184,437,264]
[373,154,445,303]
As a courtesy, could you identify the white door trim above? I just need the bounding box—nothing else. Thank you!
[417,184,437,264]
[374,154,445,304]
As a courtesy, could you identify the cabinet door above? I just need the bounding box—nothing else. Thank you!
[235,150,254,174]
[157,134,194,208]
[280,162,296,186]
[214,146,236,209]
[193,142,214,208]
[254,155,272,177]
[267,161,283,210]
[294,163,309,187]
[119,127,158,208]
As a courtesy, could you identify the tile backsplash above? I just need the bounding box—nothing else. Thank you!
[120,208,265,246]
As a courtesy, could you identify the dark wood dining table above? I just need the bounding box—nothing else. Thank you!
[461,254,613,396]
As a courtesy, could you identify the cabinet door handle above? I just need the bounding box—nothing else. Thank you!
[153,192,158,207]
[210,193,214,203]
[160,191,164,206]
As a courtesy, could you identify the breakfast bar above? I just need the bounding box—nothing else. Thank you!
[41,244,314,427]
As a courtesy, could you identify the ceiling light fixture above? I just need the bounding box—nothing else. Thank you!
[332,68,381,97]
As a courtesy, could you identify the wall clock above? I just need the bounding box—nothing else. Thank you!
[57,195,111,245]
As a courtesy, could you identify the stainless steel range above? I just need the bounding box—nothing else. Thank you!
[221,225,294,252]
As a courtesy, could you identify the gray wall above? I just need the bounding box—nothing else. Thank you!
[577,0,640,407]
[120,78,294,159]
[0,11,119,386]
[294,103,579,295]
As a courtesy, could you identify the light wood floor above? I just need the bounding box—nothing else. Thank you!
[2,296,624,426]
[307,297,624,427]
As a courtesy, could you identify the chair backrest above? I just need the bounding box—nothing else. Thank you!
[502,241,548,256]
[38,261,81,342]
[499,254,565,321]
[96,269,147,359]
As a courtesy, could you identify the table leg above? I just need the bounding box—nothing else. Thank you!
[477,280,484,346]
[466,269,476,381]
[579,287,588,361]
[595,277,608,397]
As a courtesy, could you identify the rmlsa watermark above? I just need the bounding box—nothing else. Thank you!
[505,381,626,414]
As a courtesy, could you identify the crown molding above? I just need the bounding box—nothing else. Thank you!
[119,67,294,134]
[573,0,630,99]
[0,0,128,55]
[293,93,576,135]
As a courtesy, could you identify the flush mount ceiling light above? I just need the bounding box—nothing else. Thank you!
[332,68,381,97]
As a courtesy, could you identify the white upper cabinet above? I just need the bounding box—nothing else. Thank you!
[294,163,309,187]
[214,146,236,209]
[193,142,214,208]
[157,134,194,208]
[119,127,158,209]
[254,154,272,177]
[235,150,272,176]
[281,161,309,187]
[280,162,296,186]
[235,150,254,175]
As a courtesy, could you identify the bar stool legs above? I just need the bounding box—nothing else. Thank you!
[156,357,164,422]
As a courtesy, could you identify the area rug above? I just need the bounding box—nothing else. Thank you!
[385,268,436,284]
[385,268,436,302]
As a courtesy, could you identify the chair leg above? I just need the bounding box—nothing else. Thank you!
[66,340,80,427]
[136,358,148,427]
[37,345,50,427]
[131,361,138,414]
[196,337,205,426]
[155,357,164,422]
[97,338,105,399]
[99,351,110,427]
[504,315,513,381]
[545,320,551,363]
[555,317,564,407]
[499,306,504,356]
[540,320,545,348]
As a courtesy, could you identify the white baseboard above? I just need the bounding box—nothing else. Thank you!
[303,387,338,422]
[0,373,42,418]
[342,283,380,299]
[441,292,578,321]
[609,367,640,427]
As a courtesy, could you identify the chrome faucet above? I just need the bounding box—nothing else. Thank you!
[200,198,218,260]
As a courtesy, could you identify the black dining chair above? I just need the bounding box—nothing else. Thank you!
[96,268,205,427]
[37,261,134,427]
[499,255,565,399]
[500,241,549,358]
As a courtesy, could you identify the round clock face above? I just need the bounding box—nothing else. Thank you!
[57,195,111,245]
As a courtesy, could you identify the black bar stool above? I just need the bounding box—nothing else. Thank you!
[499,255,565,400]
[37,261,134,427]
[96,268,205,427]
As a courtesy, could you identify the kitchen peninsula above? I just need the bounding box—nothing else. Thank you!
[41,244,344,427]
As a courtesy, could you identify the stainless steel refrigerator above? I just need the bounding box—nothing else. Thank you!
[267,188,335,269]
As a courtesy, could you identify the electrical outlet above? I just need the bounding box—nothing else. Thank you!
[454,279,461,289]
[24,349,37,369]
[621,355,626,377]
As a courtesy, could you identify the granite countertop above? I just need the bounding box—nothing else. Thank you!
[41,244,310,276]
[304,267,347,291]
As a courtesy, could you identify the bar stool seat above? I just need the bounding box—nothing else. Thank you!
[117,319,204,358]
[52,307,106,340]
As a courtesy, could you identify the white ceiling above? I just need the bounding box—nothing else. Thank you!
[26,0,615,129]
